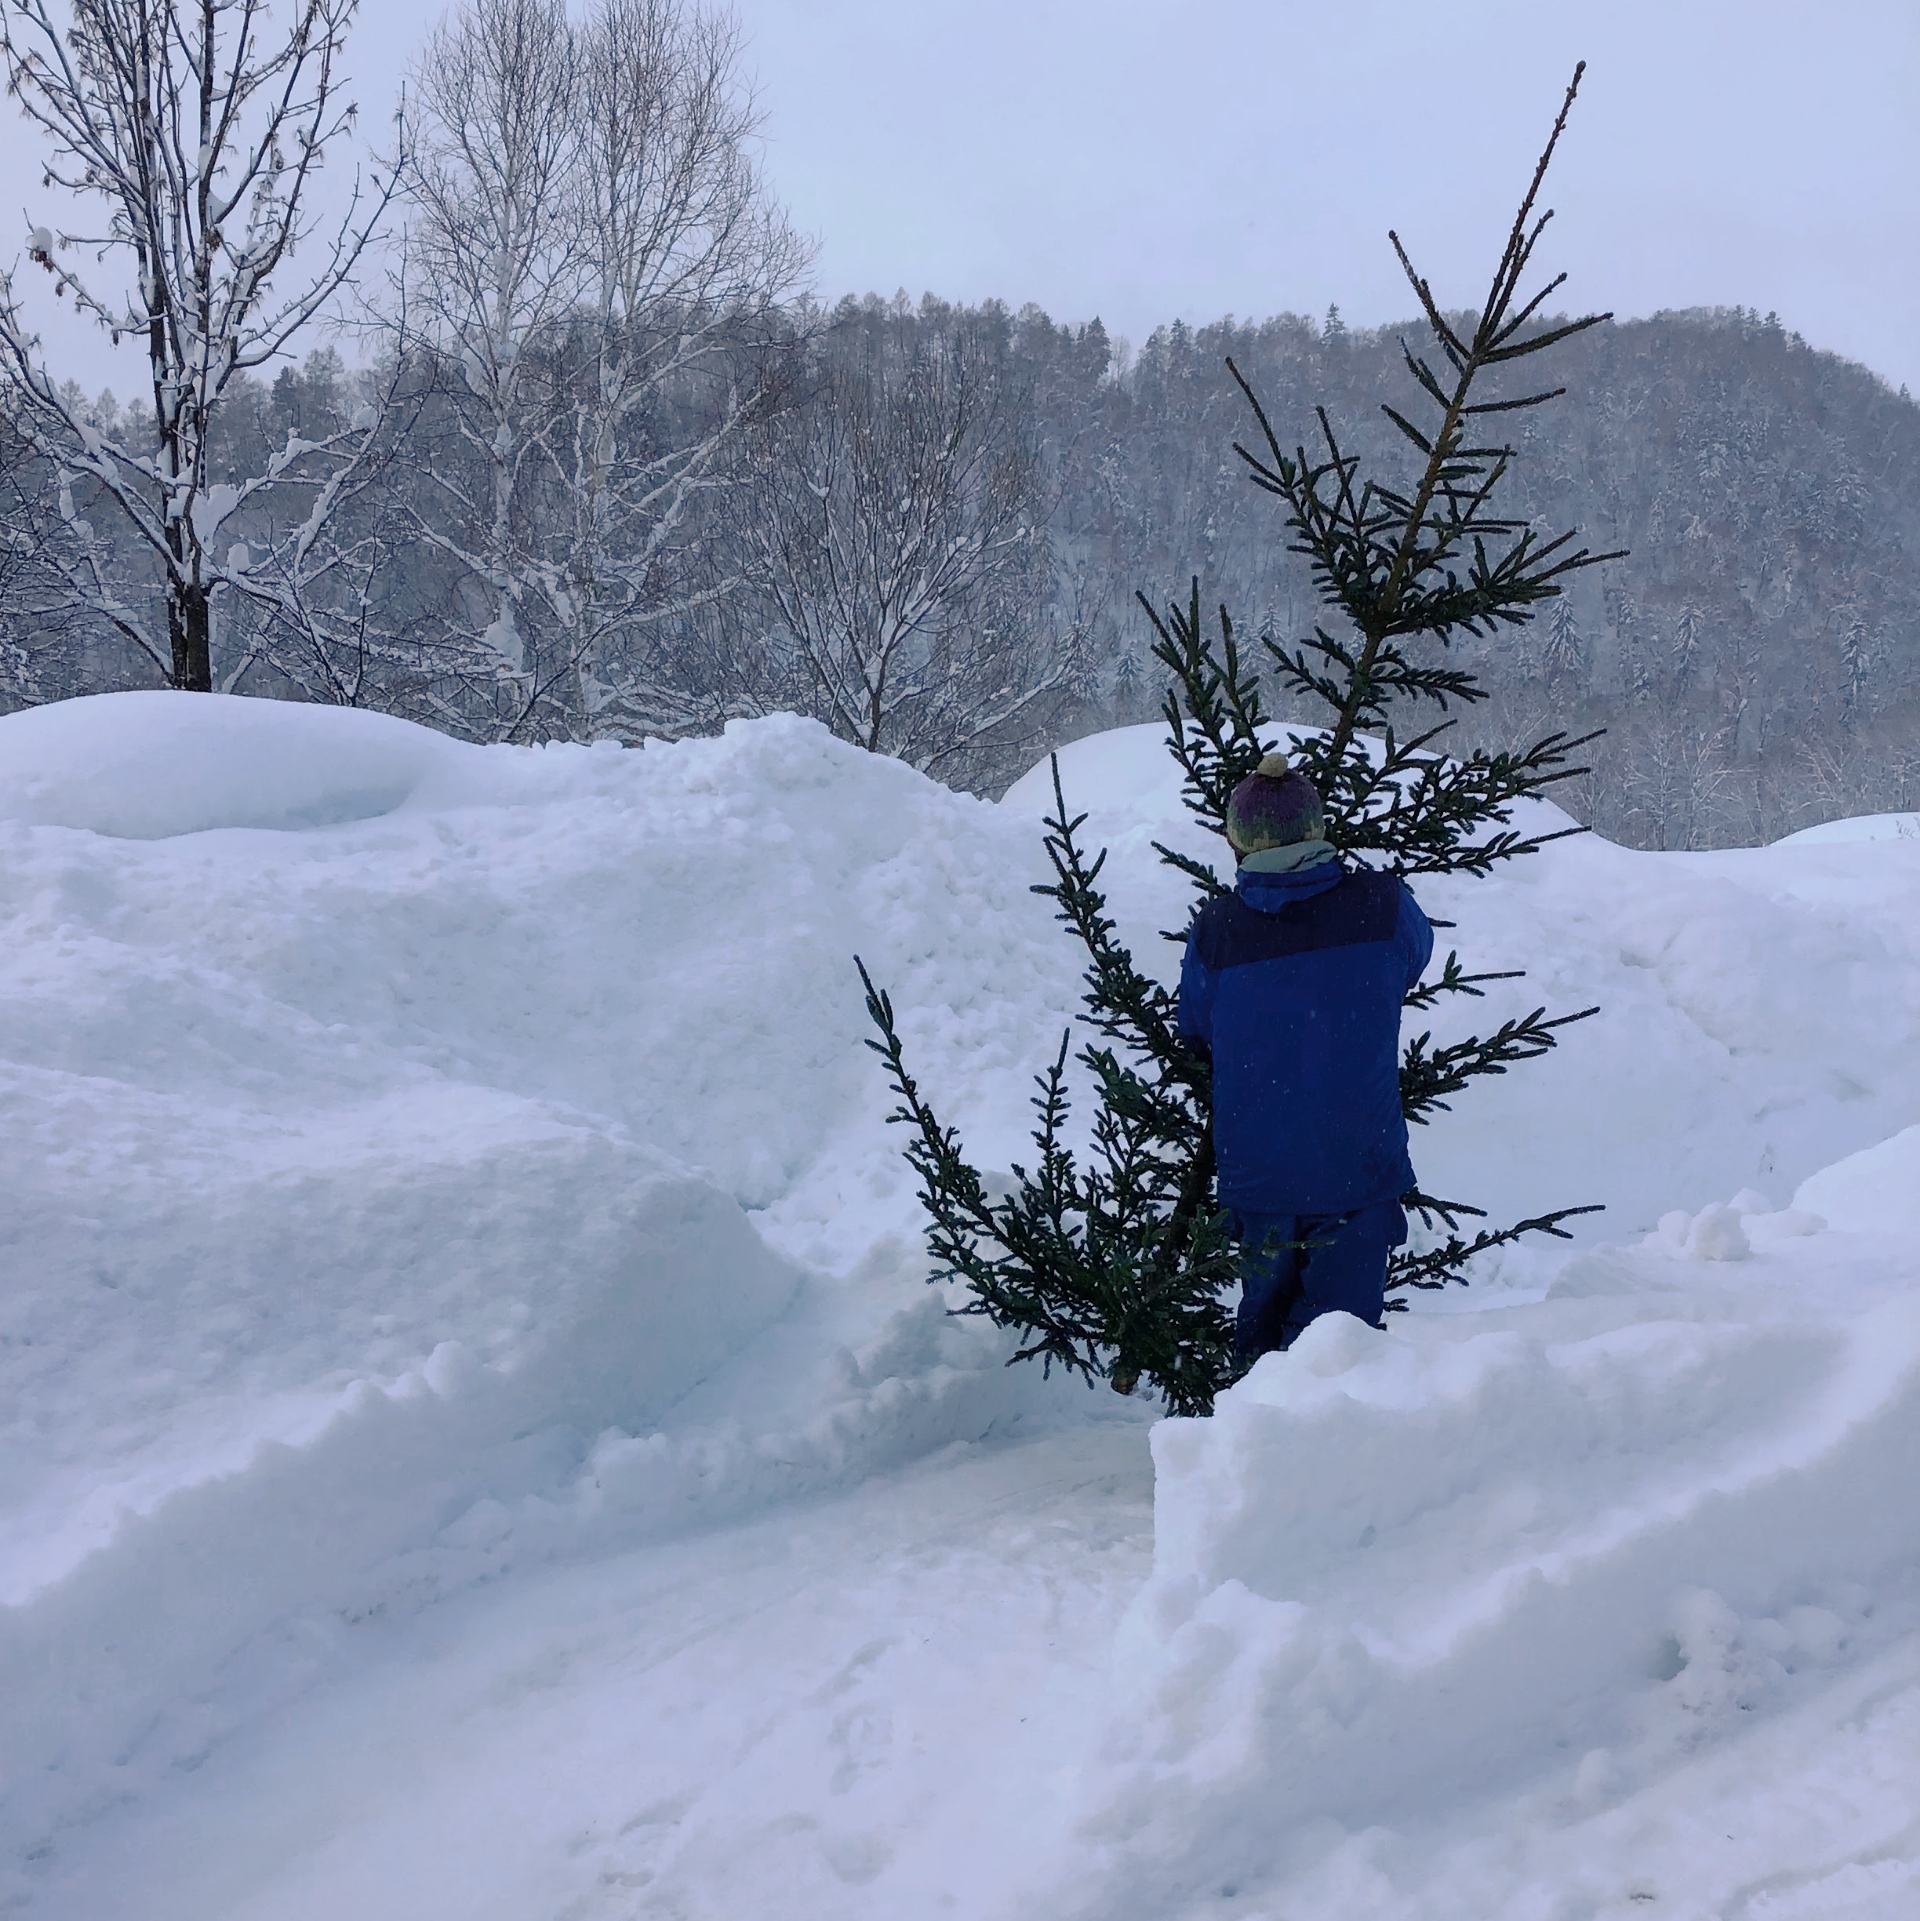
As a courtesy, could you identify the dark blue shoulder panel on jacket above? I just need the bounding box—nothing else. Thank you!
[1193,870,1402,972]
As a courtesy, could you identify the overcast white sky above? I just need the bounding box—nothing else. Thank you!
[6,0,1916,398]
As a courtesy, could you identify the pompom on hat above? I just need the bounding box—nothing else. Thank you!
[1225,751,1324,853]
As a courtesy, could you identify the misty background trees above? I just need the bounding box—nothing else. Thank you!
[1041,302,1920,847]
[717,294,1084,788]
[0,0,1914,843]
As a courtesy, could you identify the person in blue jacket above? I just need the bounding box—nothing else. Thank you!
[1178,752,1433,1364]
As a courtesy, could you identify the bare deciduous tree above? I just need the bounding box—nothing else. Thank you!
[1626,711,1736,850]
[731,302,1080,788]
[0,0,398,690]
[0,397,85,705]
[396,0,810,742]
[228,345,434,707]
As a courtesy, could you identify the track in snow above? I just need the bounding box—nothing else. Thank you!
[29,1425,1153,1921]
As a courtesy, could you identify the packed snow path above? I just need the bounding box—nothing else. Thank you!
[29,1422,1156,1921]
[2,695,1918,1918]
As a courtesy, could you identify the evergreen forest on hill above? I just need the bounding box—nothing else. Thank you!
[1076,301,1920,849]
[4,296,1915,850]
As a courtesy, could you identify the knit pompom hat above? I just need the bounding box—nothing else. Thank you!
[1225,751,1324,852]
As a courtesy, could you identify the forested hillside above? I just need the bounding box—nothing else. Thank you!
[4,298,1915,847]
[1057,300,1920,847]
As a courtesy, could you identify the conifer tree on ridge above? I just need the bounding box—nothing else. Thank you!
[860,66,1618,1416]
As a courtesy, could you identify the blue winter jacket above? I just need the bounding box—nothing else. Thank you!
[1178,859,1434,1215]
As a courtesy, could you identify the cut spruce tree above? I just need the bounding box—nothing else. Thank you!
[859,66,1616,1417]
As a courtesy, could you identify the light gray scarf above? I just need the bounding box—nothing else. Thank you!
[1239,838,1338,874]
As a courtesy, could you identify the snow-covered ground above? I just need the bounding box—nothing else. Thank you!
[2,693,1917,1919]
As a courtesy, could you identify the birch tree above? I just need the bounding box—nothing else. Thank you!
[0,0,397,690]
[397,0,810,743]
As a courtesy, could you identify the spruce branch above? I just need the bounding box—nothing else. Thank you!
[1401,952,1526,1013]
[1400,1003,1599,1125]
[1388,1199,1606,1296]
[853,749,1241,1416]
[1137,578,1270,833]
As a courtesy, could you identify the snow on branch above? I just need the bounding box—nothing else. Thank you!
[0,0,404,687]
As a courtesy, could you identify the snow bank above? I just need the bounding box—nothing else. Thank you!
[0,695,1088,1892]
[1775,810,1920,846]
[1057,1162,1920,1917]
[2,1128,799,1605]
[1795,1123,1920,1237]
[7,696,1920,1917]
[1009,723,1920,1243]
[0,690,486,837]
[0,1166,799,1866]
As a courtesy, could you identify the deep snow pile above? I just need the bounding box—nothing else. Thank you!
[0,693,1092,1904]
[1003,725,1920,1244]
[3,695,1918,1919]
[1056,1157,1920,1919]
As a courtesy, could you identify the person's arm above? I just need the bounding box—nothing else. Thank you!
[1397,882,1435,990]
[1177,920,1216,1062]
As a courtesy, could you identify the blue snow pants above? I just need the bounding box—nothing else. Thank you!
[1231,1200,1408,1364]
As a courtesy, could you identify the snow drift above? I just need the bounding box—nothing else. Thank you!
[3,695,1918,1919]
[1008,724,1920,1245]
[1059,1160,1920,1918]
[0,694,1083,1903]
